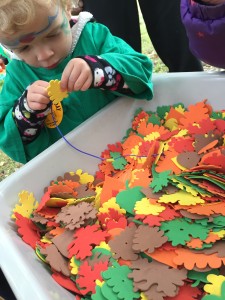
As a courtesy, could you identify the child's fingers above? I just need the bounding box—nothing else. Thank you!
[27,92,50,110]
[61,58,92,92]
[73,71,92,91]
[60,62,75,91]
[27,82,50,110]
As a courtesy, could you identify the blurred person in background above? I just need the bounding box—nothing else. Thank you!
[80,0,203,72]
[181,0,225,69]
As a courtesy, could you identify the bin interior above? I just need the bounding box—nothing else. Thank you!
[0,72,224,300]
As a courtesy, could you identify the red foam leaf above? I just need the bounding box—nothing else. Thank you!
[36,190,51,212]
[68,225,109,260]
[52,272,81,294]
[77,260,108,295]
[15,212,40,249]
[165,283,202,299]
[214,119,225,133]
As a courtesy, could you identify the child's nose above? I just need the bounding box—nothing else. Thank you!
[36,46,54,61]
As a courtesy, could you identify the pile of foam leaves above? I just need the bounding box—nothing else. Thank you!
[13,100,225,300]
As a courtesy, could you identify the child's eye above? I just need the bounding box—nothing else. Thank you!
[17,45,30,53]
[47,32,60,38]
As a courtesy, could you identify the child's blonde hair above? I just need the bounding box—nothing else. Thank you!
[0,0,72,35]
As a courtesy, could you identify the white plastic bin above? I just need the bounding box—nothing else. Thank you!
[0,72,225,300]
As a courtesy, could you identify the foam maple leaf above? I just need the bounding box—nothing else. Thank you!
[187,117,216,135]
[160,218,209,246]
[98,159,116,176]
[107,142,123,153]
[132,109,149,130]
[150,166,171,192]
[76,260,108,295]
[169,136,195,153]
[97,208,126,229]
[111,151,128,170]
[179,101,209,128]
[68,224,109,260]
[137,119,169,137]
[15,212,40,249]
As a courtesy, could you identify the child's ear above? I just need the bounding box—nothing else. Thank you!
[65,3,72,20]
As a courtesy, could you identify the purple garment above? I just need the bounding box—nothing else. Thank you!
[181,0,225,68]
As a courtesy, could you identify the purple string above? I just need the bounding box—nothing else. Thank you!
[50,104,104,161]
[50,104,152,161]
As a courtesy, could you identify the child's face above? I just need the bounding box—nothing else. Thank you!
[0,4,72,69]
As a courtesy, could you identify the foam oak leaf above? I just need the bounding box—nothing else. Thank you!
[202,281,225,299]
[102,263,140,300]
[40,244,70,276]
[132,225,168,253]
[12,190,38,219]
[129,258,187,297]
[158,190,204,206]
[134,197,165,216]
[204,274,225,297]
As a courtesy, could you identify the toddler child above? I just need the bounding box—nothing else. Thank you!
[0,0,153,164]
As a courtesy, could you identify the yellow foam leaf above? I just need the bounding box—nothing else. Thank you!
[134,197,165,215]
[170,178,198,196]
[140,292,148,300]
[158,190,204,206]
[164,118,178,130]
[204,274,225,296]
[214,230,225,238]
[95,241,111,251]
[99,197,126,214]
[175,105,185,114]
[70,257,79,275]
[47,79,68,104]
[12,190,38,219]
[76,169,94,184]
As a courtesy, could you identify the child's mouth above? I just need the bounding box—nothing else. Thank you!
[46,62,59,69]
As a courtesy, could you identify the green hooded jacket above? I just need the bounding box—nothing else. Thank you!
[0,13,153,164]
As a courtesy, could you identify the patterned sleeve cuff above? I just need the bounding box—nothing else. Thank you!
[77,55,130,92]
[12,88,51,144]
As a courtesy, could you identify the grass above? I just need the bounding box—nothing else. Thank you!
[0,13,220,181]
[139,14,168,73]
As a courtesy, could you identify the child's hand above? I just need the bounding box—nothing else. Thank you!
[60,58,93,92]
[27,81,50,111]
[200,0,225,4]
